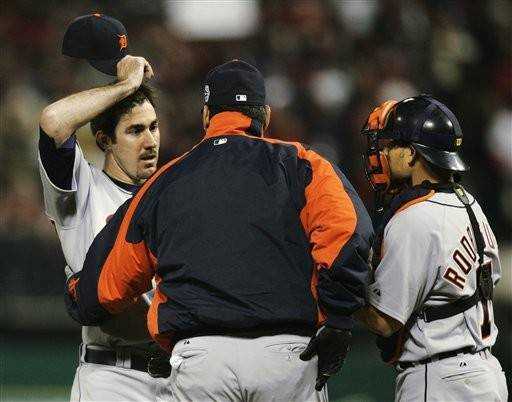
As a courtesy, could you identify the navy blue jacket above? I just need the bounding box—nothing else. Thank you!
[65,112,374,351]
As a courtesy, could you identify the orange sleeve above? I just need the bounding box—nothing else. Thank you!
[299,148,357,269]
[297,146,373,329]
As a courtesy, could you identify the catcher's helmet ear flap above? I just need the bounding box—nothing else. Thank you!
[382,95,469,172]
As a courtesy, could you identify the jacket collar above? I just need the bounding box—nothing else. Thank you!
[204,111,255,139]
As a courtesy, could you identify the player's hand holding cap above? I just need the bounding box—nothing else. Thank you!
[62,13,129,76]
[300,326,352,391]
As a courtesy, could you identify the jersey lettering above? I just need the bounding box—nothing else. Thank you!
[443,229,479,288]
[460,235,476,262]
[443,267,465,290]
[453,249,472,274]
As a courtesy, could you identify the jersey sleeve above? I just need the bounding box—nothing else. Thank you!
[477,205,502,286]
[38,128,93,227]
[299,148,374,329]
[368,207,441,325]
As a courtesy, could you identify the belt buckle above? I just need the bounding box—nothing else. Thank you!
[116,350,131,369]
[147,355,172,378]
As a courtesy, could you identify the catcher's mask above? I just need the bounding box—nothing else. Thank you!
[362,130,392,192]
[362,95,469,193]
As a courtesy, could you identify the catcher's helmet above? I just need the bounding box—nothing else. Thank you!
[380,95,469,172]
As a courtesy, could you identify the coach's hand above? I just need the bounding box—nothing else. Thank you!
[117,55,154,90]
[300,326,352,391]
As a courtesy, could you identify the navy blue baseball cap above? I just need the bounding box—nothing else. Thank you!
[62,13,128,76]
[381,95,469,172]
[203,60,266,106]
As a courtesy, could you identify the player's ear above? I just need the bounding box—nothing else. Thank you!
[202,106,210,131]
[407,145,418,167]
[95,130,111,151]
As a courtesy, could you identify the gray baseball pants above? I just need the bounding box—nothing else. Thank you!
[395,349,508,401]
[169,334,329,402]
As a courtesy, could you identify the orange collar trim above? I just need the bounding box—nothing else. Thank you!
[395,190,436,215]
[204,112,253,139]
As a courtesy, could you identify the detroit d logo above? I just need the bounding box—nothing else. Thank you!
[204,85,210,103]
[117,34,128,50]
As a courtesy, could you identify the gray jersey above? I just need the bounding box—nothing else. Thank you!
[39,142,147,347]
[369,191,500,362]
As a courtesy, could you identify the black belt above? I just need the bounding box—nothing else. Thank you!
[398,346,485,369]
[83,345,171,378]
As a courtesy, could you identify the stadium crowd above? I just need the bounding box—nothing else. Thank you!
[1,0,510,297]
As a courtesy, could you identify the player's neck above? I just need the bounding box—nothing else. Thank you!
[410,162,440,186]
[103,152,141,185]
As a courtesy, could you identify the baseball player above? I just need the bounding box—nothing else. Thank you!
[355,95,508,401]
[63,59,374,401]
[38,14,170,402]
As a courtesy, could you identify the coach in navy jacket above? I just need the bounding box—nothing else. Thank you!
[66,60,374,397]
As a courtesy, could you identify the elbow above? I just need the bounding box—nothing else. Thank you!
[40,106,71,142]
[40,106,60,134]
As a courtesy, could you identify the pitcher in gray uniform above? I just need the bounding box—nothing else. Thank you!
[355,96,508,401]
[38,14,170,402]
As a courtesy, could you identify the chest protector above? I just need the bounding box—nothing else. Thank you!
[374,182,493,365]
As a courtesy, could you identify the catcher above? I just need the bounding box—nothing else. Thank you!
[355,96,508,401]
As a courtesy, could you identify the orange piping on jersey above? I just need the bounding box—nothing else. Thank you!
[97,151,191,314]
[68,276,79,301]
[147,274,173,352]
[310,268,327,325]
[395,190,435,215]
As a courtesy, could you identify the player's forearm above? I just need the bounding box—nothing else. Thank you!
[354,305,402,337]
[39,79,138,147]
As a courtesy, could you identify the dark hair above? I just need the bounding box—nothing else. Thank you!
[90,82,156,151]
[208,105,267,129]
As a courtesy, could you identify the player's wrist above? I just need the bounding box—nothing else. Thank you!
[115,76,141,97]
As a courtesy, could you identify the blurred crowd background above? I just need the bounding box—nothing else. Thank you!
[1,1,510,401]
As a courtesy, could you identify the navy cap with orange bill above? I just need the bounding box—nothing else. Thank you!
[62,13,128,76]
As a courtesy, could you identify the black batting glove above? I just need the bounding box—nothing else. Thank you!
[299,326,352,391]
